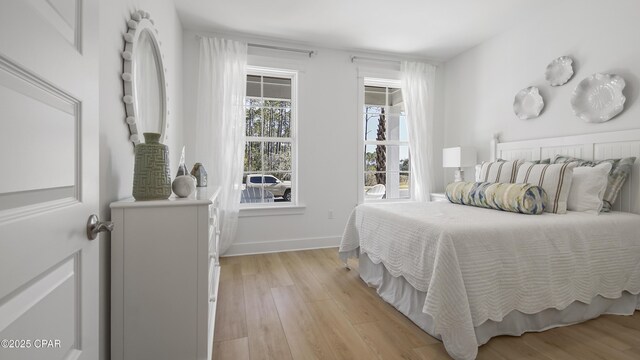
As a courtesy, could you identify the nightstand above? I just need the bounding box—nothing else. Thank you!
[430,193,448,202]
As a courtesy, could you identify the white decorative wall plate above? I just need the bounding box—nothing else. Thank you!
[570,73,626,123]
[513,86,544,120]
[545,56,574,86]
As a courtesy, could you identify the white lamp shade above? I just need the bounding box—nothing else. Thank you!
[442,147,477,168]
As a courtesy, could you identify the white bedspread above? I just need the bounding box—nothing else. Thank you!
[339,201,640,360]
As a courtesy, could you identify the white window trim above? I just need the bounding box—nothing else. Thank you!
[357,76,412,204]
[239,203,306,217]
[241,65,299,210]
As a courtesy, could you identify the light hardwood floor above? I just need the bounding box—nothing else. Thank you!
[212,248,640,360]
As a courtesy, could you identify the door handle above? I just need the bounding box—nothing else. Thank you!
[86,214,114,240]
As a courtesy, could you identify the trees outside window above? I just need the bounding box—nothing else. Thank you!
[242,69,297,204]
[363,83,410,200]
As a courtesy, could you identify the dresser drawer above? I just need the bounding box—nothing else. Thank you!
[207,263,221,360]
[208,260,219,302]
[208,298,214,347]
[208,224,215,252]
[208,259,214,301]
[208,227,219,259]
[208,204,219,226]
[208,204,219,252]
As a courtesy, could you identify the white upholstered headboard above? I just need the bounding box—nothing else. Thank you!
[494,129,640,214]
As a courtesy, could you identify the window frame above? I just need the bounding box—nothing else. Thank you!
[358,77,412,204]
[241,66,299,208]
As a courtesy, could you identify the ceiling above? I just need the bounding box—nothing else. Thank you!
[174,0,557,61]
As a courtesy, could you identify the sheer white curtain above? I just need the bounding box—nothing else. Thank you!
[195,37,247,254]
[400,61,436,202]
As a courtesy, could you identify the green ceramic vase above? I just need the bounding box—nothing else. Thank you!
[132,132,171,200]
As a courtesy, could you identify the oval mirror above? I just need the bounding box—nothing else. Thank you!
[122,10,167,145]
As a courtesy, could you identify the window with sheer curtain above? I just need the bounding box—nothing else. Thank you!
[242,67,297,205]
[362,79,411,201]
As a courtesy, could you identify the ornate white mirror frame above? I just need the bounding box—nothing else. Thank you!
[121,10,169,145]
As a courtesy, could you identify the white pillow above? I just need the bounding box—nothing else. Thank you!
[567,163,612,214]
[515,162,577,214]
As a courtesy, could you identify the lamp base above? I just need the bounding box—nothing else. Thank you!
[454,168,464,182]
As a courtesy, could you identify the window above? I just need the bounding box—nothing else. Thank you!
[242,67,297,205]
[362,79,410,201]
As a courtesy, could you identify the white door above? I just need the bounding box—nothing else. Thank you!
[0,0,99,359]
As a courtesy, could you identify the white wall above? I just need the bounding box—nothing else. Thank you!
[443,0,640,181]
[183,30,444,255]
[98,1,183,358]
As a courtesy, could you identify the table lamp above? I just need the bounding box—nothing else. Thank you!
[443,147,477,182]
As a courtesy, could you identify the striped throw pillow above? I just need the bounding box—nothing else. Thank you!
[477,160,522,183]
[515,162,577,214]
[553,155,637,212]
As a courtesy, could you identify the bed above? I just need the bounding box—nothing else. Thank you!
[338,129,640,360]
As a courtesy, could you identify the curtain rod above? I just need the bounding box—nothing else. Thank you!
[351,55,439,67]
[351,56,398,64]
[194,35,316,57]
[249,43,316,57]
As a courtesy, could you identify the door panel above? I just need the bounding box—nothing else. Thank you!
[27,0,81,49]
[0,57,79,206]
[0,255,79,360]
[0,0,99,359]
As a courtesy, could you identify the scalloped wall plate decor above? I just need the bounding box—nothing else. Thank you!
[545,56,574,86]
[513,86,544,120]
[570,73,626,123]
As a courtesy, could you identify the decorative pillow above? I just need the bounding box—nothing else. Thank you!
[515,162,577,214]
[476,160,522,183]
[553,155,636,211]
[567,163,612,214]
[446,181,547,215]
[530,158,551,164]
[475,159,549,182]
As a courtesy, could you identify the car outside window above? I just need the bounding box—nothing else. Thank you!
[242,67,297,205]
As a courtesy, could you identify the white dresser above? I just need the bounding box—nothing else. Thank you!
[110,188,221,360]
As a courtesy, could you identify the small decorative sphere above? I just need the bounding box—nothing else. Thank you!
[172,175,197,198]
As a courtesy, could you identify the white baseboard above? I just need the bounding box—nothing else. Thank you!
[222,236,341,256]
